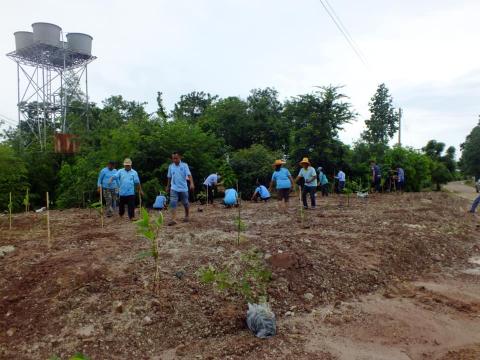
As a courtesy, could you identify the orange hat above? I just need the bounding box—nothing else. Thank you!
[299,157,310,166]
[273,159,285,166]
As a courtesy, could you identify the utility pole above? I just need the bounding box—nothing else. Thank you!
[398,107,402,147]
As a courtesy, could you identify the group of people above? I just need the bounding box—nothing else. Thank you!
[97,151,411,225]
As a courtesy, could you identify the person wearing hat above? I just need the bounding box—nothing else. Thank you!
[97,160,119,217]
[317,166,329,197]
[269,160,294,212]
[296,157,317,209]
[110,158,142,220]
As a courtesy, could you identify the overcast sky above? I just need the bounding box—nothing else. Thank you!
[1,0,479,153]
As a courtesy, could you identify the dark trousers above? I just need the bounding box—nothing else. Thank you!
[119,195,136,219]
[205,185,215,204]
[373,178,381,192]
[320,184,329,196]
[302,186,316,208]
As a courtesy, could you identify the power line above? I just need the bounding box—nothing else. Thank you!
[324,0,368,64]
[0,113,18,127]
[318,0,369,68]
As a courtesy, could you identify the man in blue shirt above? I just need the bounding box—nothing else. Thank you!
[97,160,119,217]
[296,157,317,209]
[110,158,142,220]
[396,166,405,191]
[335,169,346,193]
[153,192,167,211]
[203,173,220,205]
[317,166,329,197]
[251,182,271,202]
[166,151,194,225]
[370,161,382,193]
[223,188,238,208]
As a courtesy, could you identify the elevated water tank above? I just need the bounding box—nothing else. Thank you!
[14,31,34,50]
[32,22,61,46]
[66,33,92,55]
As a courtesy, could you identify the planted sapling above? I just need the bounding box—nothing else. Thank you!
[8,192,12,230]
[23,188,30,214]
[135,208,163,291]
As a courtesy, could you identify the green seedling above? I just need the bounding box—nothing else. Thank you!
[234,215,247,245]
[343,187,353,206]
[89,198,104,228]
[135,208,163,291]
[197,248,272,303]
[197,191,207,205]
[23,188,30,214]
[49,353,90,360]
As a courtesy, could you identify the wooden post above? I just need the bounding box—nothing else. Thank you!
[100,188,104,228]
[236,181,240,245]
[9,192,12,230]
[46,192,51,248]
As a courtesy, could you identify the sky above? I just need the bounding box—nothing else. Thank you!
[0,0,479,154]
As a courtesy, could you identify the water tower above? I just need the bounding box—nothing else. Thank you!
[6,22,96,151]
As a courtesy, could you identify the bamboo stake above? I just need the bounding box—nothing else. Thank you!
[9,192,12,230]
[46,192,51,248]
[100,188,104,228]
[236,181,240,246]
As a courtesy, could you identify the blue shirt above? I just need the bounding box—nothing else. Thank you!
[97,167,119,189]
[224,188,238,205]
[114,168,140,196]
[255,185,270,199]
[298,166,317,187]
[397,168,405,182]
[373,165,381,178]
[153,195,167,209]
[203,173,218,187]
[167,162,192,193]
[319,172,329,185]
[271,168,292,189]
[336,171,346,182]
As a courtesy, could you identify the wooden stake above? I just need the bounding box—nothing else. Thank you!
[46,192,51,248]
[100,188,104,228]
[236,181,240,245]
[9,192,12,230]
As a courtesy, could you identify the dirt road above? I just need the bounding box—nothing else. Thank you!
[444,181,478,201]
[1,192,479,359]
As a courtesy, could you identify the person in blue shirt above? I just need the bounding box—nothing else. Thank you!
[317,166,329,197]
[335,169,346,193]
[269,159,294,213]
[296,157,317,209]
[110,158,142,220]
[396,166,405,192]
[370,161,382,192]
[153,192,167,211]
[223,188,239,208]
[97,160,119,217]
[203,173,221,205]
[166,151,194,225]
[251,182,271,202]
[469,194,480,214]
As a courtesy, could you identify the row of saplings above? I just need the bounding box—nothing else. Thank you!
[136,208,276,339]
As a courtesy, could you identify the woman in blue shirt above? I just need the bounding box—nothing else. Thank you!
[269,160,294,213]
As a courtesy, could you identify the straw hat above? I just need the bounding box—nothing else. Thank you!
[123,158,133,166]
[273,159,285,166]
[299,157,310,166]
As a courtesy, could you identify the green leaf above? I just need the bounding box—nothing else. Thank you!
[155,212,164,227]
[198,265,216,283]
[69,353,90,360]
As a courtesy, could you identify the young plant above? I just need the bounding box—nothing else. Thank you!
[234,215,247,245]
[89,198,104,228]
[197,248,272,303]
[49,353,90,360]
[23,188,30,214]
[197,191,207,205]
[135,208,163,291]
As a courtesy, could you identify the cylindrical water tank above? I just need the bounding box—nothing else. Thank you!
[66,33,93,55]
[14,31,34,50]
[32,22,61,46]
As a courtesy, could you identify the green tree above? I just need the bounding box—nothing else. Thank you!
[362,83,399,145]
[285,86,356,175]
[172,91,218,123]
[0,144,29,211]
[460,118,480,179]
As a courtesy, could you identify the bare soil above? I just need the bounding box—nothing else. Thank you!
[0,192,479,359]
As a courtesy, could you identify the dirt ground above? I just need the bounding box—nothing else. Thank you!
[444,181,478,201]
[0,191,479,360]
